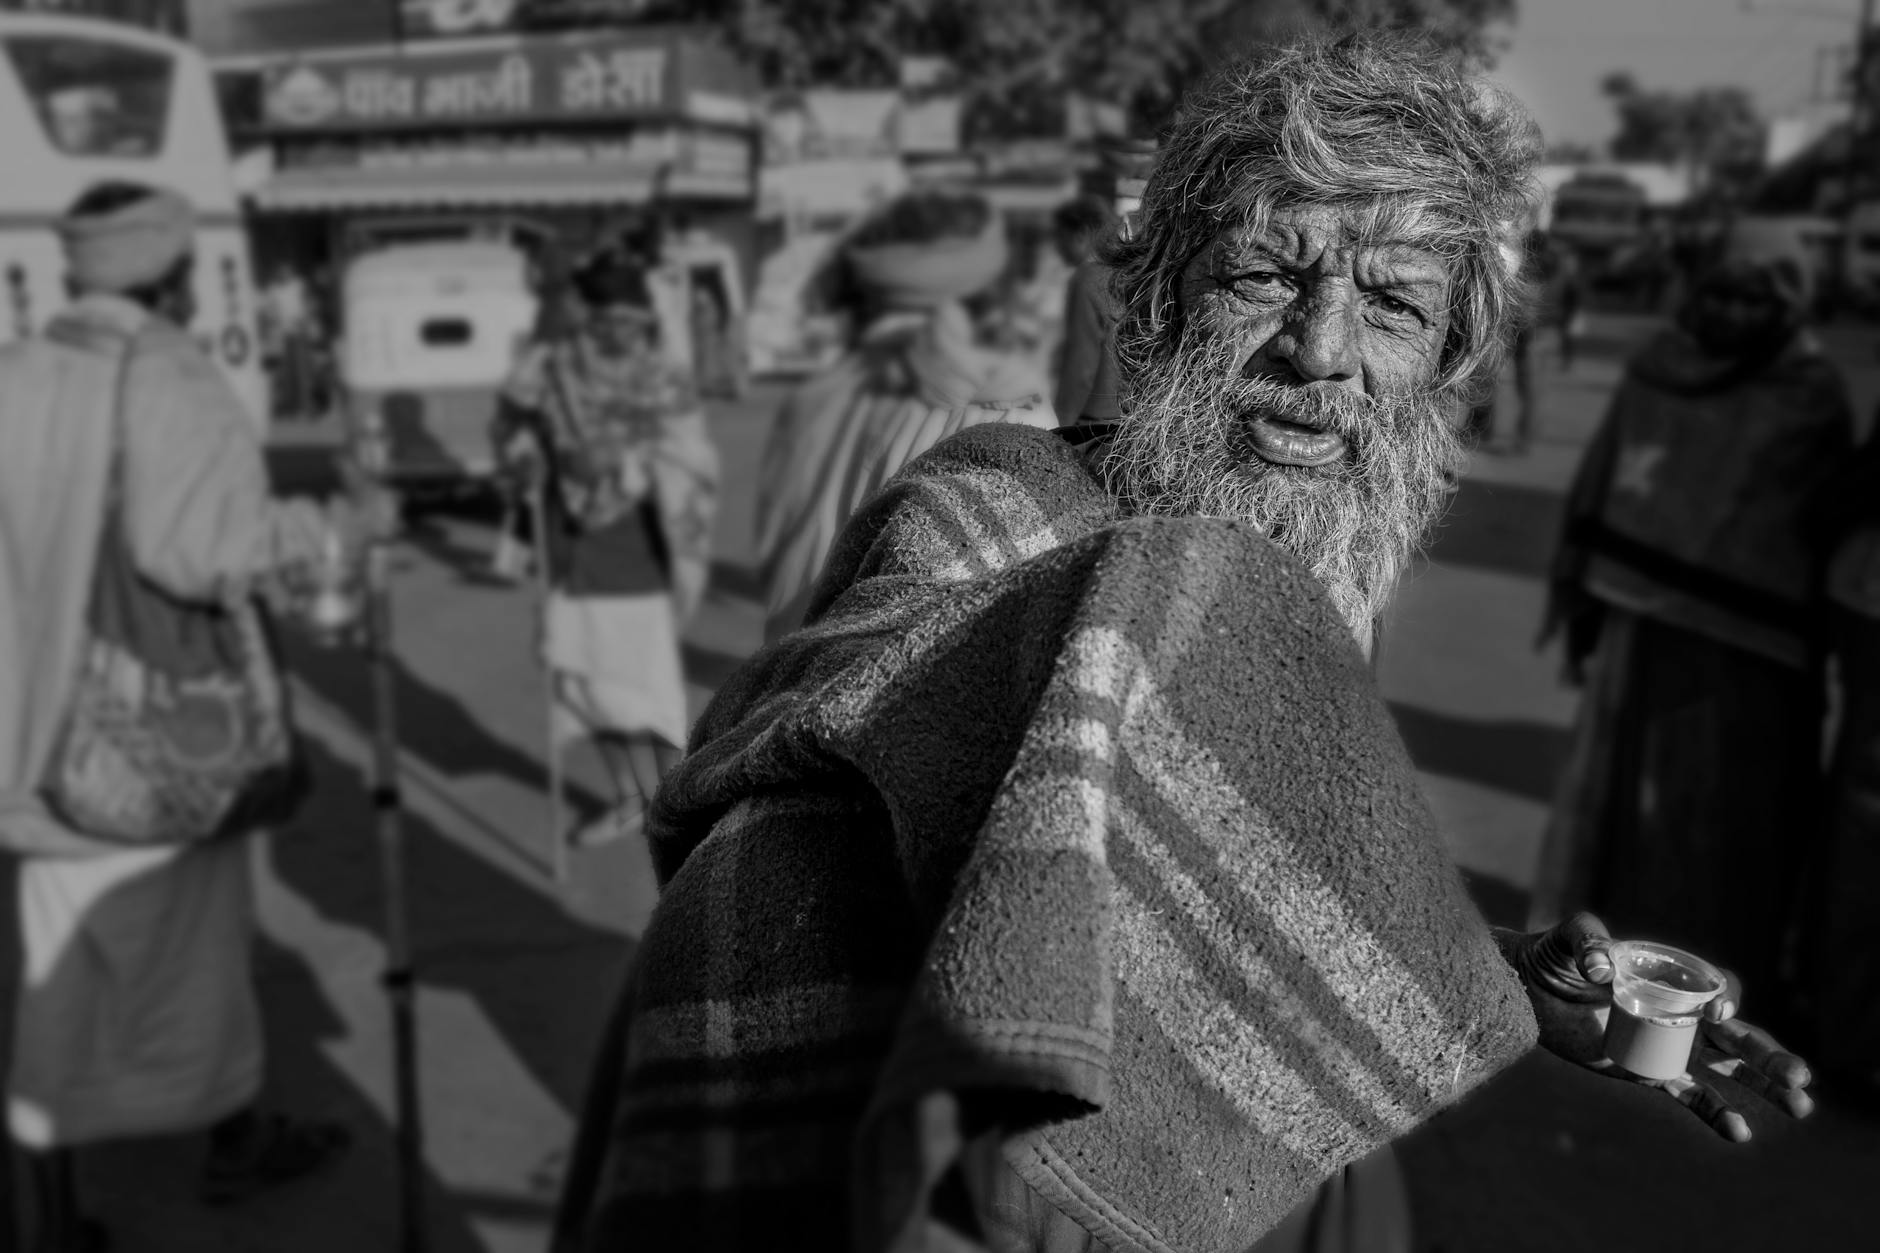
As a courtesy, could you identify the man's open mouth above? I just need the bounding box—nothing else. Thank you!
[1242,412,1349,468]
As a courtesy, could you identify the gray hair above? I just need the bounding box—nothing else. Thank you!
[1106,32,1543,400]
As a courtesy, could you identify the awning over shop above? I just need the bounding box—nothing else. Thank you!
[251,162,751,211]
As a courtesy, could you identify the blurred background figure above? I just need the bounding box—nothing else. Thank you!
[0,181,370,1251]
[1542,231,1586,371]
[493,249,719,852]
[1052,196,1124,432]
[1466,226,1580,453]
[259,262,315,420]
[686,264,746,400]
[1053,193,1111,274]
[754,189,1054,642]
[1532,218,1854,1024]
[1799,405,1880,1114]
[1024,194,1114,393]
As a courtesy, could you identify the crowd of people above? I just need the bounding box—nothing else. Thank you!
[0,26,1871,1253]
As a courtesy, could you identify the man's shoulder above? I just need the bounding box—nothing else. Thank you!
[122,320,231,394]
[922,420,1078,472]
[812,422,1109,598]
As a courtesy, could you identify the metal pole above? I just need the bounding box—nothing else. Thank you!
[365,540,427,1253]
[527,488,569,887]
[1845,0,1876,215]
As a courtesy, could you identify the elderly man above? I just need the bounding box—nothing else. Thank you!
[0,182,364,1248]
[554,37,1813,1253]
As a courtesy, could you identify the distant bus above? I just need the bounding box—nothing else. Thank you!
[0,12,266,431]
[1549,173,1649,272]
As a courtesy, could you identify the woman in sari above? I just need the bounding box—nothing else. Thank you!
[1533,219,1853,1017]
[494,250,719,849]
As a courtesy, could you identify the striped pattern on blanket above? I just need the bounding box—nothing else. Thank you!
[568,423,1538,1252]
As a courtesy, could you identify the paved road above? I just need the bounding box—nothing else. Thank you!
[82,316,1880,1251]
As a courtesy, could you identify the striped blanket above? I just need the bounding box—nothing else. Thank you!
[560,423,1538,1252]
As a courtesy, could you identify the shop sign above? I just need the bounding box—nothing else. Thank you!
[263,31,679,130]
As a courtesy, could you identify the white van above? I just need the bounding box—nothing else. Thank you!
[0,13,267,431]
[340,241,540,486]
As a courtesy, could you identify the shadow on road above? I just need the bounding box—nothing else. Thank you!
[280,627,607,817]
[273,736,631,1119]
[1425,478,1566,582]
[82,950,492,1253]
[1387,703,1569,806]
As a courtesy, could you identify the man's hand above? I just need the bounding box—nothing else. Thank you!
[496,432,548,497]
[333,456,403,544]
[1495,913,1815,1142]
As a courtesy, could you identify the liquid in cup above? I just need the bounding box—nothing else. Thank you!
[1603,940,1726,1080]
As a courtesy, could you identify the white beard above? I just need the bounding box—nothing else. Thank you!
[1104,331,1465,635]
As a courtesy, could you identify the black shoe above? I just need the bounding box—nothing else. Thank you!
[199,1113,352,1206]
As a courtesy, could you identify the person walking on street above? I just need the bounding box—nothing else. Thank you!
[0,181,370,1250]
[492,249,719,851]
[754,190,1053,642]
[1548,235,1585,370]
[1534,218,1854,1024]
[1054,209,1127,433]
[1465,226,1577,453]
[1790,404,1880,1113]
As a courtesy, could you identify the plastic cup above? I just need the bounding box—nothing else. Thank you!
[1602,939,1726,1080]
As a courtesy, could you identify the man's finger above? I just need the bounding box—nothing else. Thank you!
[1703,969,1744,1023]
[1700,1053,1818,1121]
[1558,911,1614,984]
[1703,1017,1813,1091]
[1661,1074,1752,1143]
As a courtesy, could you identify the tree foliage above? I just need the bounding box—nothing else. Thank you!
[656,0,1515,140]
[1600,71,1765,190]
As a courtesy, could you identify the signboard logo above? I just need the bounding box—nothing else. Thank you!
[400,0,522,37]
[267,65,342,127]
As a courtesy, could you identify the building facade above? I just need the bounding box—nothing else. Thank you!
[0,0,183,32]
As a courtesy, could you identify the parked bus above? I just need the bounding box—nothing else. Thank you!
[0,13,266,431]
[1549,173,1649,272]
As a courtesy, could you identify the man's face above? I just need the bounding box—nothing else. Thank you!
[588,303,655,358]
[164,254,198,329]
[1688,266,1792,358]
[1107,204,1468,634]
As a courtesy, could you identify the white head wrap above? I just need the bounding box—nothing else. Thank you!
[58,185,195,294]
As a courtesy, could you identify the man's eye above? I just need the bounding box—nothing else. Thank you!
[1369,293,1425,323]
[1225,270,1293,300]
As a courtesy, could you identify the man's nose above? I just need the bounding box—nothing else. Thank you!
[1263,289,1363,388]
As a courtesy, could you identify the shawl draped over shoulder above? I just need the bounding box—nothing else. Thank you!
[557,423,1537,1253]
[754,301,1054,641]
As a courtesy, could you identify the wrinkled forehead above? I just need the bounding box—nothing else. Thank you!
[1191,200,1459,286]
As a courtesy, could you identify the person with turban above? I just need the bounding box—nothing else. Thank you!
[1535,217,1855,1025]
[492,247,720,851]
[753,190,1055,641]
[0,181,374,1247]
